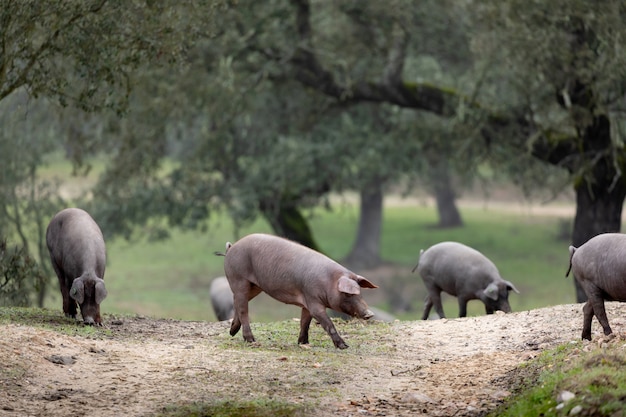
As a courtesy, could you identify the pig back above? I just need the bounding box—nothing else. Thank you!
[224,234,343,292]
[572,233,626,299]
[47,208,106,281]
[418,242,500,292]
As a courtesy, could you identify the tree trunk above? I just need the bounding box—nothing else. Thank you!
[428,158,463,228]
[260,202,321,252]
[571,175,626,302]
[566,112,626,301]
[344,185,383,269]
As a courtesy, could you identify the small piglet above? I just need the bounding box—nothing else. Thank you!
[413,241,519,319]
[216,233,378,349]
[566,233,626,340]
[46,208,107,325]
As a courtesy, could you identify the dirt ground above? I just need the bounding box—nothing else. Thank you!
[2,302,626,417]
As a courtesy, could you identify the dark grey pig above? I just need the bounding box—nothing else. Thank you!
[413,241,519,319]
[210,276,234,321]
[566,233,626,340]
[46,208,107,325]
[216,233,378,349]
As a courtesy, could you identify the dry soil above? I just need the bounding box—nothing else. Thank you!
[2,303,626,416]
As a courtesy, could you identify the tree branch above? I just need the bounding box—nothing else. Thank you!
[287,0,587,171]
[288,0,458,116]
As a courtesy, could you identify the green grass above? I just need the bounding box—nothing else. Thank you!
[0,306,113,338]
[490,341,626,417]
[154,399,309,417]
[42,202,575,322]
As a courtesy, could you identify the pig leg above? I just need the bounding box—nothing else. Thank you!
[458,297,469,317]
[308,306,348,349]
[430,290,446,319]
[583,283,613,338]
[298,308,313,345]
[59,277,77,319]
[581,301,594,340]
[590,297,612,336]
[230,284,262,342]
[421,296,433,320]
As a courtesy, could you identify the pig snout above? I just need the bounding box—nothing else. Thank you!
[339,296,375,320]
[79,305,103,325]
[486,298,512,314]
[500,303,512,313]
[346,303,375,320]
[362,309,375,320]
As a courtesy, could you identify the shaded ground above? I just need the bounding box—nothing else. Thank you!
[2,303,625,417]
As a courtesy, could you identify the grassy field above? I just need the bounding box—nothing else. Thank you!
[42,199,577,323]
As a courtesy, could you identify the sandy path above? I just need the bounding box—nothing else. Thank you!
[2,303,624,416]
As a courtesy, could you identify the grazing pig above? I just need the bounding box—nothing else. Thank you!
[210,276,234,321]
[413,241,519,319]
[566,233,626,340]
[46,208,107,325]
[215,233,378,349]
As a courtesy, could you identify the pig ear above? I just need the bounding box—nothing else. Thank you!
[483,283,499,301]
[505,280,520,294]
[355,275,378,289]
[338,276,361,295]
[95,279,108,304]
[70,279,85,304]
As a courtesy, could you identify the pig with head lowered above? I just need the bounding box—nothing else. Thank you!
[566,233,626,340]
[413,241,519,319]
[216,233,378,349]
[46,208,107,325]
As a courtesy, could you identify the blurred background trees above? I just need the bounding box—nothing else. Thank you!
[2,0,625,305]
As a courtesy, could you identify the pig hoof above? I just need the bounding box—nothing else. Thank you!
[336,342,349,349]
[230,325,241,337]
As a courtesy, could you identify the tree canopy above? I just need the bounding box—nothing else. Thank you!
[2,0,626,303]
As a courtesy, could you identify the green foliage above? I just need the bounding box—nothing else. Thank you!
[80,0,485,242]
[0,241,45,307]
[0,0,220,111]
[491,341,626,417]
[0,92,72,305]
[155,399,309,417]
[474,0,626,169]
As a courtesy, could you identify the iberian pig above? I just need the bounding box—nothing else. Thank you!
[210,276,234,321]
[216,233,378,349]
[566,233,626,340]
[413,241,519,319]
[46,208,107,325]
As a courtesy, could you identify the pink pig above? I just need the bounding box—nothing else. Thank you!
[216,233,377,349]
